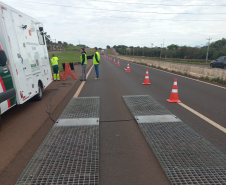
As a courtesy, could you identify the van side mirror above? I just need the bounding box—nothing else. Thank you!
[0,50,7,66]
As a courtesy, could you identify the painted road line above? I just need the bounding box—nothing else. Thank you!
[179,103,226,134]
[74,65,94,97]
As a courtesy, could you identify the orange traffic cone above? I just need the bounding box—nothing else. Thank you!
[117,60,120,66]
[167,78,181,103]
[63,63,77,80]
[114,59,116,63]
[126,63,131,72]
[142,69,151,85]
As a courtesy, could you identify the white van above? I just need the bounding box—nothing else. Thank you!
[0,1,52,124]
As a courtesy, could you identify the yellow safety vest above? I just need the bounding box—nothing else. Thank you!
[80,53,87,65]
[93,52,100,65]
[51,57,59,66]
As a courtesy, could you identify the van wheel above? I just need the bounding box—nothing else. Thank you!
[210,64,214,68]
[35,83,43,101]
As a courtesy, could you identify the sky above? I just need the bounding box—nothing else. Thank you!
[1,0,225,48]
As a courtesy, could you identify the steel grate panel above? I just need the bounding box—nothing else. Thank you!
[17,97,100,185]
[124,95,226,185]
[16,126,99,185]
[59,97,100,119]
[123,95,171,116]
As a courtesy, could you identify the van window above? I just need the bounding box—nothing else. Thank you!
[37,31,45,45]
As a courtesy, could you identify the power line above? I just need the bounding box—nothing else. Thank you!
[19,0,226,14]
[13,4,226,22]
[86,0,226,6]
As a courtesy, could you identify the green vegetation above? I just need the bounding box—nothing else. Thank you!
[64,45,83,52]
[49,48,95,72]
[126,56,210,65]
[87,48,95,55]
[49,52,80,71]
[107,49,114,55]
[113,38,226,61]
[135,61,226,85]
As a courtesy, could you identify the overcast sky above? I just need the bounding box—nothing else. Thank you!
[1,0,225,48]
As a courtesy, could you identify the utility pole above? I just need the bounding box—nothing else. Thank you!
[206,37,212,63]
[160,44,163,58]
[162,39,164,58]
[151,43,153,57]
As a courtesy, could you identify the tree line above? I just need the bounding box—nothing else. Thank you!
[111,38,226,60]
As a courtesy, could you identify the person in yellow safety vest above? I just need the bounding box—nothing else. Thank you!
[80,48,87,81]
[50,54,60,81]
[93,47,100,80]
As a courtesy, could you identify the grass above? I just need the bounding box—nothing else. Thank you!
[126,56,210,66]
[49,48,95,72]
[65,46,82,52]
[107,49,114,55]
[49,52,81,72]
[134,61,226,85]
[86,48,95,56]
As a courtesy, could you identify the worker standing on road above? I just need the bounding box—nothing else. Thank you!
[50,54,60,81]
[80,48,87,81]
[93,47,100,80]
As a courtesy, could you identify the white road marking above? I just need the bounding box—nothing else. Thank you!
[74,65,94,97]
[179,103,226,134]
[124,68,127,70]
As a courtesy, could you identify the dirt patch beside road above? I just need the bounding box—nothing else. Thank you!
[0,61,92,183]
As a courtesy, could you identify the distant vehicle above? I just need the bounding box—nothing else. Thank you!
[101,50,104,55]
[210,56,226,69]
[0,2,52,120]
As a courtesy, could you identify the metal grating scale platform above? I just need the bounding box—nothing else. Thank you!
[16,97,100,185]
[123,95,226,185]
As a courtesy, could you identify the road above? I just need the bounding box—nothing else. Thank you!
[0,55,226,184]
[78,56,226,184]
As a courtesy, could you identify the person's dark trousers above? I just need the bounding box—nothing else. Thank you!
[81,65,87,80]
[94,64,99,78]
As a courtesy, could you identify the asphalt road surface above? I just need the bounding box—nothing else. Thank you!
[0,55,225,185]
[77,56,226,184]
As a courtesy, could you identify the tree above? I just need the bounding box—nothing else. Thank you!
[167,44,179,50]
[106,45,110,49]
